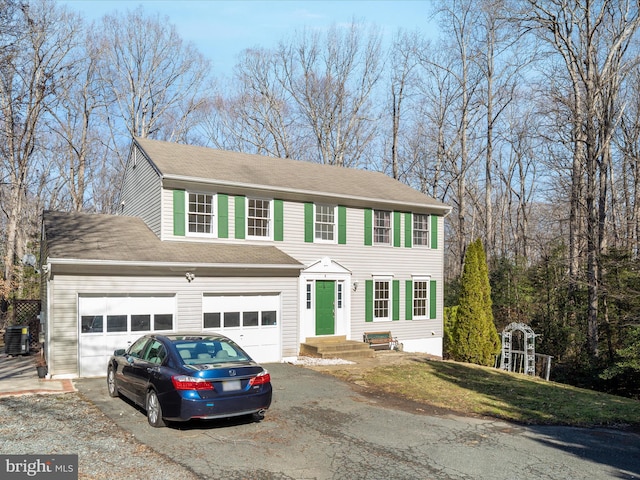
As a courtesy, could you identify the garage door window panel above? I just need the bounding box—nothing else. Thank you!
[203,312,221,329]
[81,315,103,333]
[224,312,240,328]
[132,314,151,331]
[261,311,277,326]
[107,315,127,332]
[243,311,259,327]
[154,314,173,331]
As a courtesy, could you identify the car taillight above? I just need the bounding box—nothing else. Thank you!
[249,370,271,387]
[172,375,214,391]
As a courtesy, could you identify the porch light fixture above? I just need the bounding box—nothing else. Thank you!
[185,272,195,282]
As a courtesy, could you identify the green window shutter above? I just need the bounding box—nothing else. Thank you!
[234,196,246,239]
[364,209,372,246]
[393,211,401,247]
[430,280,437,319]
[431,215,438,249]
[173,190,185,236]
[404,212,412,248]
[405,280,413,320]
[338,205,347,244]
[365,280,373,322]
[274,199,284,241]
[218,194,229,238]
[392,280,400,320]
[304,203,314,243]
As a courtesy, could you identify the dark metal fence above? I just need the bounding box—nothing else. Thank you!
[7,299,41,353]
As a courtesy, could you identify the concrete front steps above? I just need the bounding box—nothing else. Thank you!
[299,335,374,360]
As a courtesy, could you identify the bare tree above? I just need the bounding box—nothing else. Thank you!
[422,0,485,275]
[203,48,298,158]
[0,0,79,299]
[276,22,383,167]
[96,7,211,166]
[387,30,423,180]
[519,0,640,357]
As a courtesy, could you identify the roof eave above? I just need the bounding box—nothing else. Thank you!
[162,174,452,214]
[46,258,303,270]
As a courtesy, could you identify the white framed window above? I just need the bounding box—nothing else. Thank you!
[315,204,336,242]
[374,277,392,321]
[374,210,391,245]
[413,277,429,319]
[188,192,215,235]
[413,214,429,246]
[247,198,271,239]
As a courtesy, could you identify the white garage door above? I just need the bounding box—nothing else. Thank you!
[202,294,281,363]
[78,295,176,377]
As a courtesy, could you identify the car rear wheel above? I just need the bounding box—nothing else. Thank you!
[146,390,166,428]
[107,366,119,398]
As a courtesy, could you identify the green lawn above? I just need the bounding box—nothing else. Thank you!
[331,358,640,428]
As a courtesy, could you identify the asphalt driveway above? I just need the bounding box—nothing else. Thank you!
[76,362,640,480]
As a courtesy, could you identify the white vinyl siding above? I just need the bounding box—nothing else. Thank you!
[279,202,444,349]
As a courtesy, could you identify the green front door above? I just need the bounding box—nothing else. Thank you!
[315,280,335,335]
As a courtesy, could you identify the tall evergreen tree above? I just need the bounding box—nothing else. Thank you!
[451,238,500,366]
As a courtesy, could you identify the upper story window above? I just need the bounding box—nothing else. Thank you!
[374,210,391,245]
[248,198,271,238]
[413,214,429,246]
[315,205,335,242]
[188,192,214,235]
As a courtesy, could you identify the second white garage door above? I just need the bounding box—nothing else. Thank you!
[202,294,281,363]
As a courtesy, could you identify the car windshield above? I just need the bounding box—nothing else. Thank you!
[172,338,250,365]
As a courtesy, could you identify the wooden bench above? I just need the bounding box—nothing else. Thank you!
[363,331,397,351]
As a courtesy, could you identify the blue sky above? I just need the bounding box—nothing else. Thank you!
[61,0,436,76]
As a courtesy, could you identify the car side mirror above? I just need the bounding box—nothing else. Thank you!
[114,349,126,356]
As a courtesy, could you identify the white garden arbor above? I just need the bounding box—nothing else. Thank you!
[499,322,537,376]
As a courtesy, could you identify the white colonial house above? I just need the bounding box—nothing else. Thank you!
[40,138,451,377]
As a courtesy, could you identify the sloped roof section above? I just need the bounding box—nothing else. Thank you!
[42,211,302,268]
[135,137,450,212]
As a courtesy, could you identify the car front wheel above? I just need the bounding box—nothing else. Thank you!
[107,366,119,398]
[146,390,166,428]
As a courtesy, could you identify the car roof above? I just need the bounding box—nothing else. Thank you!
[156,333,230,342]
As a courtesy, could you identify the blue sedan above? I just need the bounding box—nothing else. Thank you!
[107,333,272,427]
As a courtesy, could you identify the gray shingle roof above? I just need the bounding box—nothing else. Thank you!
[42,211,302,268]
[135,138,450,213]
